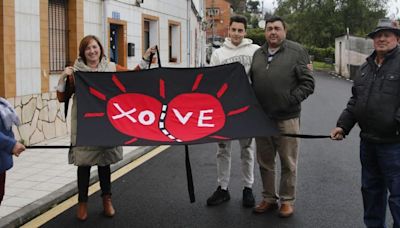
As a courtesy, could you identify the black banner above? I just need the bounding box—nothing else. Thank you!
[75,63,278,146]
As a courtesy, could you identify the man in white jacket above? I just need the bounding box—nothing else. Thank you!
[207,15,260,207]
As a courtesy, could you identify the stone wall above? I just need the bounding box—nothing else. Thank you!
[8,92,70,145]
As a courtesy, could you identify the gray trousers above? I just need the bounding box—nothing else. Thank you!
[216,138,255,190]
[256,118,300,205]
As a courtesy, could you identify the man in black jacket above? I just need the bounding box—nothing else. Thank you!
[331,18,400,228]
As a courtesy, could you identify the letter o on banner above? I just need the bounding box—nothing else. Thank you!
[138,110,155,125]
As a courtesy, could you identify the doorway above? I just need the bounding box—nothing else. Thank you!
[108,18,127,67]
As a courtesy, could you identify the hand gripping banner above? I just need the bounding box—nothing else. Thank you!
[75,62,279,146]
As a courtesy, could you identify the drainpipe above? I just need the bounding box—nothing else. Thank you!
[187,0,191,67]
[103,0,109,53]
[201,0,205,66]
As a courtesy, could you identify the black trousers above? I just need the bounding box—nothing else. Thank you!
[0,171,5,205]
[77,165,111,202]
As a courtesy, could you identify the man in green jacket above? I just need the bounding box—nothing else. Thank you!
[250,16,314,218]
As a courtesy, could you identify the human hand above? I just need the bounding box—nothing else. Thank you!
[57,66,75,91]
[67,74,75,86]
[62,66,74,78]
[143,46,157,61]
[12,142,26,157]
[307,63,313,71]
[330,127,345,140]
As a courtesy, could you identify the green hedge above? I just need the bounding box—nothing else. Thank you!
[305,46,335,63]
[246,28,265,46]
[246,28,335,63]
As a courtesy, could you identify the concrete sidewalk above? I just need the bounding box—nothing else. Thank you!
[0,135,154,228]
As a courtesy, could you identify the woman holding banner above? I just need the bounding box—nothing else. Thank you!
[57,35,155,221]
[0,97,26,205]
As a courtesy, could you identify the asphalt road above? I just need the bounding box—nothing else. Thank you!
[41,71,392,228]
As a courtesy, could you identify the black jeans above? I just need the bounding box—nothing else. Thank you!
[0,171,5,205]
[77,165,111,202]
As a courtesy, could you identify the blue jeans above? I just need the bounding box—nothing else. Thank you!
[360,140,400,228]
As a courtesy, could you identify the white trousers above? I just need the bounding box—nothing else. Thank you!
[216,138,255,190]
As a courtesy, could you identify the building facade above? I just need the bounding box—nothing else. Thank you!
[0,0,206,145]
[335,35,373,79]
[205,0,231,45]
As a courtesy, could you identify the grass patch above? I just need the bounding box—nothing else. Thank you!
[313,61,333,71]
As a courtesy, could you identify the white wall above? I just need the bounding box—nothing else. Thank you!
[139,0,189,67]
[189,0,206,67]
[15,0,41,96]
[84,0,103,38]
[102,0,191,68]
[81,0,206,68]
[335,35,373,79]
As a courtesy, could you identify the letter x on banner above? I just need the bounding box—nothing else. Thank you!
[75,62,278,146]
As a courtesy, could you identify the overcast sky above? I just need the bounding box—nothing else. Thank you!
[262,0,400,19]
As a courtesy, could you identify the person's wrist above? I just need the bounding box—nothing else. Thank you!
[139,59,149,69]
[56,84,66,92]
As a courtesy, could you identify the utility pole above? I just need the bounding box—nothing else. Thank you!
[261,0,264,18]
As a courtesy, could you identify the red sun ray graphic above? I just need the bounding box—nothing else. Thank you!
[84,112,105,118]
[209,135,230,140]
[217,83,228,98]
[89,87,106,100]
[84,72,251,143]
[159,79,165,99]
[124,137,138,145]
[192,73,203,91]
[227,105,249,116]
[112,74,126,93]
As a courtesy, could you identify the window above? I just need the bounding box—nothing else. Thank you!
[206,8,220,17]
[143,20,150,51]
[48,0,69,72]
[142,14,159,56]
[168,20,181,63]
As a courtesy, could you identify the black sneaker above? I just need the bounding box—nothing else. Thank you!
[242,187,255,207]
[207,186,230,206]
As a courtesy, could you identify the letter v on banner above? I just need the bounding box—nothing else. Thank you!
[173,108,193,125]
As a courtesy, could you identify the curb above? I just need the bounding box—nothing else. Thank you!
[0,146,156,228]
[328,71,354,82]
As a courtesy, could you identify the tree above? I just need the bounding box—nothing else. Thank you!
[227,0,247,13]
[247,0,260,13]
[246,28,265,45]
[274,0,388,48]
[264,10,274,20]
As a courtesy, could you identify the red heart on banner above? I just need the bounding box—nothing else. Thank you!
[106,93,225,142]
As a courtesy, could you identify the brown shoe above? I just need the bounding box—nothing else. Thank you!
[253,200,278,213]
[77,202,88,221]
[279,203,294,218]
[103,194,115,217]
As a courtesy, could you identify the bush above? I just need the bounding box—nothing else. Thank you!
[313,61,333,71]
[246,28,265,46]
[246,30,335,63]
[305,46,335,63]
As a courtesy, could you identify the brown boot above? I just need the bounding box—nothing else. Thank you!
[253,200,278,213]
[103,194,115,217]
[279,203,294,218]
[77,202,88,221]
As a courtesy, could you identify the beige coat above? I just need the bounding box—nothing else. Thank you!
[68,57,123,166]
